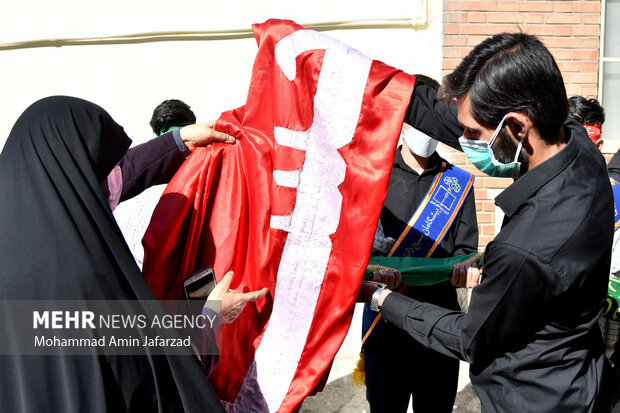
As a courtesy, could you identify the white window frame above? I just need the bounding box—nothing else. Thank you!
[599,0,620,153]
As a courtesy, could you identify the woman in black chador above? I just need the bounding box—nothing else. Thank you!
[0,96,226,412]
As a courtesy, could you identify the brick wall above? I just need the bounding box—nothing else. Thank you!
[439,0,602,250]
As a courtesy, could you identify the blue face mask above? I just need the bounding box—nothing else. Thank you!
[458,115,524,179]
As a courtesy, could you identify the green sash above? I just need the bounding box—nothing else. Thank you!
[364,252,484,286]
[604,274,620,321]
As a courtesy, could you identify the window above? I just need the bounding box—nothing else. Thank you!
[601,0,620,153]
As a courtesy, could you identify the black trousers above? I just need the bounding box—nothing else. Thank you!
[364,284,460,413]
[364,321,459,413]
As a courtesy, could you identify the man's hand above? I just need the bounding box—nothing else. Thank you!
[357,281,385,303]
[357,281,393,308]
[372,268,402,290]
[451,263,481,288]
[180,120,236,151]
[206,271,269,324]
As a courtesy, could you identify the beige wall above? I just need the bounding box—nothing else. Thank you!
[1,0,442,149]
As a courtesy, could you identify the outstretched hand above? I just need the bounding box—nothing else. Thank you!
[206,271,269,324]
[180,120,236,151]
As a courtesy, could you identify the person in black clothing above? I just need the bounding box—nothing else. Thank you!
[362,76,478,413]
[361,33,613,412]
[569,97,620,409]
[568,95,617,352]
[604,147,620,410]
[569,95,605,150]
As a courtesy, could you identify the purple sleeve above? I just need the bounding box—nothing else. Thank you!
[118,131,187,202]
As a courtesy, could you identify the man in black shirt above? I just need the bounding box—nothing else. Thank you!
[362,33,613,412]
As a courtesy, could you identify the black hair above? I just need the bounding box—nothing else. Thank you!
[149,99,196,135]
[443,32,568,145]
[568,95,605,124]
[413,73,440,91]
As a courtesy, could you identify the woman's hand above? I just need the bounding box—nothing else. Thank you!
[180,120,236,151]
[206,271,268,324]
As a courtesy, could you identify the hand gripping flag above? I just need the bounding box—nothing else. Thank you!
[142,19,415,413]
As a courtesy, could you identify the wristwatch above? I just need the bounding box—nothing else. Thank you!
[370,283,387,312]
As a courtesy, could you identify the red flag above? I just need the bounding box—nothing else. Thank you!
[142,19,414,412]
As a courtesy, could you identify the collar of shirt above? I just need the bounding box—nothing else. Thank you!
[394,145,443,176]
[495,127,578,218]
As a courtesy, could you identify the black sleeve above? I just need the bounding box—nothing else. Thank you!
[380,243,559,364]
[405,79,463,150]
[118,132,186,202]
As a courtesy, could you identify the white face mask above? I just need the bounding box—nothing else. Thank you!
[401,127,438,158]
[458,114,524,178]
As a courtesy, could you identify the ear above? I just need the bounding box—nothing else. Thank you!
[596,138,604,151]
[505,112,533,140]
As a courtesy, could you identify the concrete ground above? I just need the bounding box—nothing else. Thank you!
[300,303,480,413]
[300,374,481,413]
